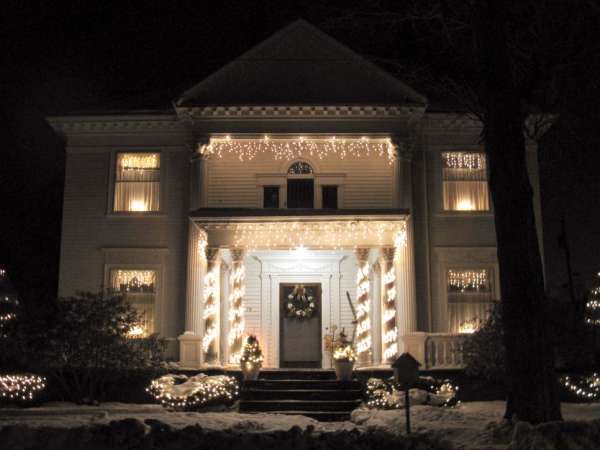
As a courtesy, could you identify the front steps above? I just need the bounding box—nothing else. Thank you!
[240,370,363,421]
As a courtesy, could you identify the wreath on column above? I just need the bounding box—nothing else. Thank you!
[285,285,317,319]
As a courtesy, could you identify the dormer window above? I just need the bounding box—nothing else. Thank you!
[287,161,314,208]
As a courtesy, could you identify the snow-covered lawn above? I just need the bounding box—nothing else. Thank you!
[1,401,600,449]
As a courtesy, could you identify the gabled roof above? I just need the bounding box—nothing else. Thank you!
[175,20,427,107]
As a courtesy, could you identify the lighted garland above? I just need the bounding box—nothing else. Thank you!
[200,136,396,163]
[285,285,317,319]
[447,269,489,293]
[560,373,600,400]
[0,374,46,403]
[381,248,398,362]
[147,373,239,410]
[228,250,245,364]
[442,152,486,170]
[355,249,372,358]
[202,248,221,362]
[366,376,459,409]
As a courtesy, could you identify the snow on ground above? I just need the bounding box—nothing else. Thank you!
[2,401,600,449]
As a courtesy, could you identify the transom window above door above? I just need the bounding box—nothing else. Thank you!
[287,162,314,208]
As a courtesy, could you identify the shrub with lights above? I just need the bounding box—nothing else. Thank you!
[585,281,600,327]
[560,372,600,401]
[147,373,239,410]
[240,335,264,381]
[0,268,19,340]
[365,376,459,409]
[0,374,47,405]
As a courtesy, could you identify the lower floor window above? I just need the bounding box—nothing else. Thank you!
[447,268,495,333]
[110,269,156,337]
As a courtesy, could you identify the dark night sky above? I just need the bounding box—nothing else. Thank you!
[2,1,599,304]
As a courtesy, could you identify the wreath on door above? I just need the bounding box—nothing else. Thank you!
[285,285,317,319]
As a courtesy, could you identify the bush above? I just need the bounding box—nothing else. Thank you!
[462,302,505,383]
[12,292,166,403]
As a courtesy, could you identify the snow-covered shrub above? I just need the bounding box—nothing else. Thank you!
[0,374,46,405]
[365,376,459,409]
[462,302,505,382]
[147,373,239,410]
[14,292,166,403]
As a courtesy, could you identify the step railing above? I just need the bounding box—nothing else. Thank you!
[402,332,467,370]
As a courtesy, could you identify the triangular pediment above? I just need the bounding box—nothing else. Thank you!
[176,20,427,107]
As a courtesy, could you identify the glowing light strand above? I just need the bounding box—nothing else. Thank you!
[0,374,46,403]
[147,374,239,410]
[200,136,396,164]
[202,249,221,362]
[355,249,372,358]
[228,250,245,364]
[381,247,398,362]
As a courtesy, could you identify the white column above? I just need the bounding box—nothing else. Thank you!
[179,223,206,368]
[355,248,372,365]
[228,248,246,364]
[396,220,418,353]
[202,247,221,365]
[381,247,398,363]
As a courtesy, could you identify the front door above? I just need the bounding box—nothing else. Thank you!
[280,283,322,368]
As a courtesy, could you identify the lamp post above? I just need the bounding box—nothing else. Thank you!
[392,352,421,434]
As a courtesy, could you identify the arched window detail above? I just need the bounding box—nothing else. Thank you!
[288,162,313,175]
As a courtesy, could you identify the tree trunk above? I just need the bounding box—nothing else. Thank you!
[475,1,562,423]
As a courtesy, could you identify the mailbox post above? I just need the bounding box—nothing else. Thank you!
[392,352,421,434]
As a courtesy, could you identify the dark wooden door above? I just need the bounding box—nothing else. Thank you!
[280,284,321,368]
[287,179,314,208]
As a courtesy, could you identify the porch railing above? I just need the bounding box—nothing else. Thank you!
[402,332,467,370]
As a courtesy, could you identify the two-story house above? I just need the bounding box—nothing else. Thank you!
[49,20,544,370]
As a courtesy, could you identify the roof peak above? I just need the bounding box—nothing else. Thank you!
[175,20,426,107]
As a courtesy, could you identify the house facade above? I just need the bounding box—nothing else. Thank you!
[49,20,544,370]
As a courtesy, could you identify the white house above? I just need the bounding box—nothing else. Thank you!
[49,20,544,370]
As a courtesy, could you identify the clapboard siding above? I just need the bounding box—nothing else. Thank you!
[205,152,394,208]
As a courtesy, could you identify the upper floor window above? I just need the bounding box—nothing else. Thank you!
[114,152,160,212]
[447,268,495,333]
[263,186,280,208]
[287,162,314,208]
[322,186,338,209]
[110,269,156,337]
[442,152,489,211]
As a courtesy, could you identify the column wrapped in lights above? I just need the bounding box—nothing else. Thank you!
[355,248,372,363]
[202,247,221,364]
[381,247,398,362]
[228,249,246,364]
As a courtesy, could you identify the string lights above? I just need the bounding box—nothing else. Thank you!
[118,153,160,170]
[442,152,486,170]
[0,374,46,403]
[111,270,156,292]
[199,136,396,164]
[147,373,239,410]
[333,345,357,362]
[381,248,398,362]
[228,249,245,364]
[231,220,407,251]
[355,249,372,359]
[447,269,489,293]
[201,248,221,362]
[585,281,600,326]
[561,373,600,400]
[366,377,459,409]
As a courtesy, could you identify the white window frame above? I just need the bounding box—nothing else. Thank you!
[107,149,166,217]
[439,150,492,215]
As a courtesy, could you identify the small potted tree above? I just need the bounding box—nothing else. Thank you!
[240,335,263,381]
[333,345,356,381]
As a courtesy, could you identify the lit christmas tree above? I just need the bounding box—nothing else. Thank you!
[0,268,19,339]
[585,273,600,327]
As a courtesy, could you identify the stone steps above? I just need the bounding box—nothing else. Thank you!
[239,372,363,421]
